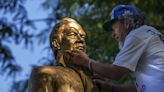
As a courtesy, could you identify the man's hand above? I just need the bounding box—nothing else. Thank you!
[93,74,112,92]
[66,50,90,67]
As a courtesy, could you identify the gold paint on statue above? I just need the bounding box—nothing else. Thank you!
[28,18,98,92]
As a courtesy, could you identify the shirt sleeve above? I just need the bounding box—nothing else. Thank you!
[113,35,147,72]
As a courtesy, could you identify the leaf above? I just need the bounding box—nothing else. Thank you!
[0,27,13,37]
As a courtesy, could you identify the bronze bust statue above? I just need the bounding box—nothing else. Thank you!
[28,18,96,92]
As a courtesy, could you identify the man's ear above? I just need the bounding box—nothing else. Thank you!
[51,39,60,50]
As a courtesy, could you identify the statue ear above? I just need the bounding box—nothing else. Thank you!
[51,39,60,50]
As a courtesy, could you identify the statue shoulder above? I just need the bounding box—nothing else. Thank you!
[28,66,84,92]
[31,66,78,76]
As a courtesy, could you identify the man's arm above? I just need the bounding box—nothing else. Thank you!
[67,51,130,80]
[90,59,129,80]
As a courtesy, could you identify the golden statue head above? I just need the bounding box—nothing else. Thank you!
[50,18,86,65]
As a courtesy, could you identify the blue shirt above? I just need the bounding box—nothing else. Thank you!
[113,25,164,92]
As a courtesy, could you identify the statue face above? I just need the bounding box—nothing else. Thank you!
[61,22,86,52]
[50,18,86,65]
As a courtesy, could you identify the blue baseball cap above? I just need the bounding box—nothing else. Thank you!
[103,4,140,32]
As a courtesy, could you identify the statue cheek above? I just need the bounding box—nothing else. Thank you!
[61,38,75,51]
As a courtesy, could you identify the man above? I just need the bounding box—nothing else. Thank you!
[67,4,164,92]
[28,18,96,92]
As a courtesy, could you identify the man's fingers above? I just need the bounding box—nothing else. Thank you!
[65,50,88,66]
[71,50,82,55]
[65,50,81,56]
[65,50,71,54]
[65,50,74,57]
[92,75,104,80]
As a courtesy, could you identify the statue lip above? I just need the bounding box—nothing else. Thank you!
[76,46,85,50]
[74,42,85,51]
[74,45,85,51]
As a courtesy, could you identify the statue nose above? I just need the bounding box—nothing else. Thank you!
[77,35,84,41]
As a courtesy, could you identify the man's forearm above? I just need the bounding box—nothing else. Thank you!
[90,59,129,80]
[91,60,116,79]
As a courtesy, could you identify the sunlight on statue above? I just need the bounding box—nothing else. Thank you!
[28,18,97,92]
[51,18,86,66]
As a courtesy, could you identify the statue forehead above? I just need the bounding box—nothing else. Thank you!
[64,22,86,35]
[54,18,86,36]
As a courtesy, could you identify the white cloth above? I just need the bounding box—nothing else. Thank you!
[113,25,164,92]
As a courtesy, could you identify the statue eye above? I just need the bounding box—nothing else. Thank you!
[64,30,76,36]
[69,32,76,36]
[80,35,85,39]
[65,32,78,39]
[67,32,77,36]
